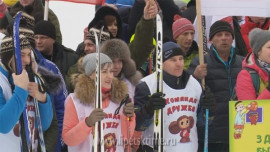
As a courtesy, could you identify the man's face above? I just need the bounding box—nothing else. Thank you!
[20,0,34,7]
[163,55,184,77]
[34,35,55,56]
[175,30,194,53]
[210,31,233,53]
[84,39,96,54]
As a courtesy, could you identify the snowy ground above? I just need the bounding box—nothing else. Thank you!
[49,1,96,51]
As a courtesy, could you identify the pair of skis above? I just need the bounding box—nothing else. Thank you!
[153,14,164,152]
[93,27,105,152]
[13,11,46,152]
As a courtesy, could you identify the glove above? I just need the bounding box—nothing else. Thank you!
[200,85,216,117]
[145,92,166,115]
[85,108,106,127]
[123,102,134,118]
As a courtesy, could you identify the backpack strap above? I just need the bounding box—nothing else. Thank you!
[244,67,260,97]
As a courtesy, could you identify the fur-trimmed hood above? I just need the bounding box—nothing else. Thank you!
[101,39,142,86]
[73,73,128,106]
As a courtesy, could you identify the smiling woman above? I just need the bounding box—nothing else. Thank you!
[49,1,95,50]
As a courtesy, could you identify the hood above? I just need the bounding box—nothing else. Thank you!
[242,53,269,81]
[88,6,122,39]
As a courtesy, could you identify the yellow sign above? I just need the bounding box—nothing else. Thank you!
[229,100,270,152]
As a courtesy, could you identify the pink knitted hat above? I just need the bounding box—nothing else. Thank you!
[172,15,194,40]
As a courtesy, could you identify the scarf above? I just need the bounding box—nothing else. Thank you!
[257,59,270,74]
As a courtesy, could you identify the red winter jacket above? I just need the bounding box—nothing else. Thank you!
[240,17,270,53]
[236,53,270,100]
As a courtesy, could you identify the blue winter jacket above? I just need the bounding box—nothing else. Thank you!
[0,65,53,133]
[34,50,67,152]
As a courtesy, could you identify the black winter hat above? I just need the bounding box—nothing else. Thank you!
[209,20,234,40]
[34,20,56,40]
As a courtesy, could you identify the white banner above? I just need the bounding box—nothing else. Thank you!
[201,0,270,17]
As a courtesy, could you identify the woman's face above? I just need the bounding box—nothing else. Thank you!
[21,48,32,69]
[90,63,114,89]
[107,20,118,38]
[101,63,114,89]
[9,48,31,72]
[258,40,270,64]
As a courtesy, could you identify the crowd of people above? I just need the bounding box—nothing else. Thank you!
[0,0,269,151]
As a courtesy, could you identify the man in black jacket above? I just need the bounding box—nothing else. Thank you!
[34,20,79,85]
[187,20,244,152]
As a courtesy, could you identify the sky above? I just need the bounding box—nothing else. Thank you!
[50,1,96,51]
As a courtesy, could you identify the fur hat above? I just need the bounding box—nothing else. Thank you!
[163,41,184,62]
[88,6,122,39]
[100,39,142,85]
[249,28,270,56]
[34,20,56,40]
[82,53,112,76]
[209,20,234,40]
[85,27,110,44]
[172,15,194,40]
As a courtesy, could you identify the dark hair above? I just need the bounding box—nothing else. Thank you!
[104,15,117,26]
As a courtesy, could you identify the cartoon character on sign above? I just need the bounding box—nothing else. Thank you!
[104,133,117,152]
[249,111,258,125]
[234,101,249,139]
[248,101,258,125]
[169,115,194,143]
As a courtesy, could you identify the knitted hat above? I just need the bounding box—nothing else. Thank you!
[209,20,234,40]
[163,41,184,62]
[16,11,35,29]
[0,35,32,71]
[249,28,270,56]
[172,15,194,40]
[86,27,110,44]
[34,20,56,40]
[1,34,32,53]
[82,53,112,76]
[19,27,35,47]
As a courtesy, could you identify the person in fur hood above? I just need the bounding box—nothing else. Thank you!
[101,39,142,102]
[62,53,136,152]
[0,34,56,151]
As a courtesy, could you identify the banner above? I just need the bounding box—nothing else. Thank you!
[49,0,104,5]
[229,100,270,152]
[201,0,270,17]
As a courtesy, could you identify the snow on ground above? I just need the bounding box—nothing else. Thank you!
[49,1,95,51]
